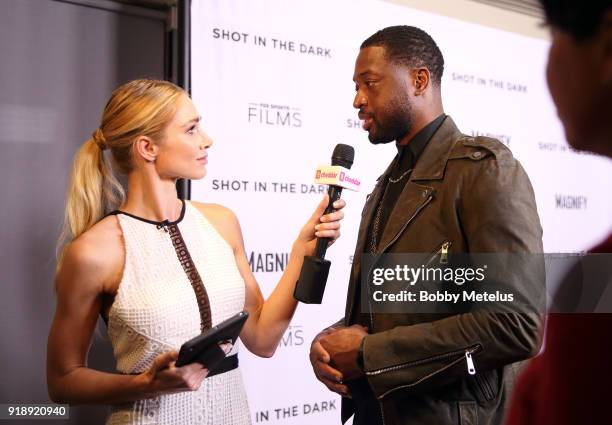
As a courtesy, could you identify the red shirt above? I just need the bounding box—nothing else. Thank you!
[505,234,612,425]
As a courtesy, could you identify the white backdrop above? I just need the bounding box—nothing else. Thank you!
[190,0,612,423]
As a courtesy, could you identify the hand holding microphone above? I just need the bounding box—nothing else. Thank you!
[295,195,345,255]
[294,144,360,304]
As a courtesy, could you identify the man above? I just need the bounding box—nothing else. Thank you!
[506,2,612,424]
[309,26,544,425]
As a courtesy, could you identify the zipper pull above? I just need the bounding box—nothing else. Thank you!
[465,351,476,375]
[440,241,450,264]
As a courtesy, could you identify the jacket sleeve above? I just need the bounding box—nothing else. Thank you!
[362,149,545,399]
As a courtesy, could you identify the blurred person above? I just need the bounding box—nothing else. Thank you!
[506,1,612,424]
[46,79,345,424]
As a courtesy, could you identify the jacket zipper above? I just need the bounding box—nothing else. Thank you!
[424,240,452,267]
[366,343,480,377]
[366,191,434,425]
[465,351,476,375]
[366,193,434,332]
[378,192,434,254]
[440,241,450,264]
[369,344,482,399]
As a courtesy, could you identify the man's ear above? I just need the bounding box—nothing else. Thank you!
[133,135,159,163]
[412,67,431,95]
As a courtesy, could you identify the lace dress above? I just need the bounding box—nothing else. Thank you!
[105,200,251,425]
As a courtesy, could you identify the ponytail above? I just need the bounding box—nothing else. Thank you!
[56,79,185,263]
[57,135,124,258]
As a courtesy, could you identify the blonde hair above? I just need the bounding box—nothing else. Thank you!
[57,79,186,257]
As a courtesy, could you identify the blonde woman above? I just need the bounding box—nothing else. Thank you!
[47,79,345,424]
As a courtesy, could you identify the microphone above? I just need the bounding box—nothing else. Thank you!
[294,144,358,304]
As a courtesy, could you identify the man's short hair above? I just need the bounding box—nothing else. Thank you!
[541,0,611,40]
[361,25,444,86]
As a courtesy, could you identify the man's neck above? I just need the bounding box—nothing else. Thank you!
[397,109,444,146]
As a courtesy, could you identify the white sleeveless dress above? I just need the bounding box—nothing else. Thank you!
[105,201,252,425]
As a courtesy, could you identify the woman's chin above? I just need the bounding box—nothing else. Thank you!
[193,169,207,180]
[176,169,206,181]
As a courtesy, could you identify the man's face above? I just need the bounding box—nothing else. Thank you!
[353,46,414,144]
[546,27,611,154]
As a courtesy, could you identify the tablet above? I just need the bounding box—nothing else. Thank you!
[175,311,249,368]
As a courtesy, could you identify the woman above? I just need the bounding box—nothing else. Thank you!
[46,79,345,424]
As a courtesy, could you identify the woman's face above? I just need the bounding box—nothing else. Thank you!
[155,94,213,180]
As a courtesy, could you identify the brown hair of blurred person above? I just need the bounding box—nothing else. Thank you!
[543,0,612,156]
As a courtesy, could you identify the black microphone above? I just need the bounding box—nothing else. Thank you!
[294,144,355,304]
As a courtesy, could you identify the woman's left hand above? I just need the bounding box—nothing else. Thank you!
[295,194,346,257]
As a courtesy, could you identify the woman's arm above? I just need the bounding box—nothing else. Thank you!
[47,221,210,405]
[196,195,344,358]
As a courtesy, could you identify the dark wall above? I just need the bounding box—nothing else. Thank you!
[0,1,165,423]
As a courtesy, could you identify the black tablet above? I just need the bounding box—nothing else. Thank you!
[175,311,249,368]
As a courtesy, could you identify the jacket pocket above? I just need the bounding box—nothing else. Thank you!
[371,345,483,400]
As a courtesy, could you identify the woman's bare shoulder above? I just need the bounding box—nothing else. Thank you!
[57,216,124,294]
[190,201,237,221]
[189,201,242,250]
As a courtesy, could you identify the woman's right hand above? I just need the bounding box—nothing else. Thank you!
[140,342,233,396]
[140,351,209,395]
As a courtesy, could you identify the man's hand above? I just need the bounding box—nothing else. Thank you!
[310,327,351,398]
[319,324,368,381]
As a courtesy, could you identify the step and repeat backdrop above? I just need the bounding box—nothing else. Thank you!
[190,0,612,423]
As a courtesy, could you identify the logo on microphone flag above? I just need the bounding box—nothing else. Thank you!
[314,165,360,191]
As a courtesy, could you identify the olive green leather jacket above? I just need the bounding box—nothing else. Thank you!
[341,116,544,425]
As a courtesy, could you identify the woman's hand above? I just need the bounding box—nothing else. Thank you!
[190,200,345,359]
[295,194,346,257]
[139,343,232,396]
[140,351,209,395]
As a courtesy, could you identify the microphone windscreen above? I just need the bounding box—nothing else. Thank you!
[331,144,355,169]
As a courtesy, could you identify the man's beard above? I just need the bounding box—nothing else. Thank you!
[368,94,413,145]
